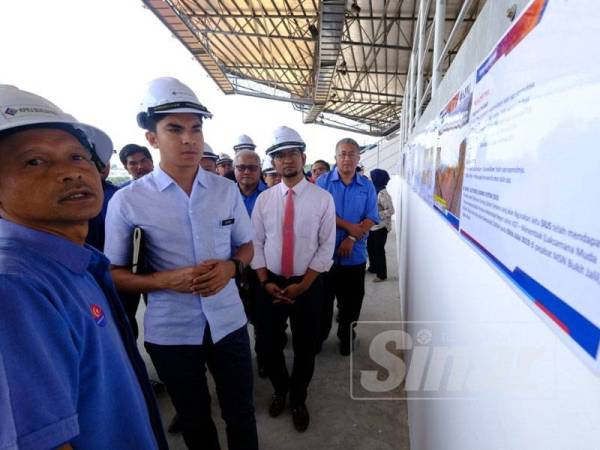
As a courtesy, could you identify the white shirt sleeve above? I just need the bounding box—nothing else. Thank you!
[104,191,134,267]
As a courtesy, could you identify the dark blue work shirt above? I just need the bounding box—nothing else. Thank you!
[0,220,167,450]
[240,179,267,217]
[317,169,379,265]
[86,179,120,251]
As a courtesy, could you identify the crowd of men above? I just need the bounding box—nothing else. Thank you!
[0,77,391,450]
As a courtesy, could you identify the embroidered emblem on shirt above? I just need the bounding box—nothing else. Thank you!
[90,304,107,327]
[221,218,235,226]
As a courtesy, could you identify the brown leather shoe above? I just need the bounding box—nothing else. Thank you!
[269,394,286,417]
[292,404,310,432]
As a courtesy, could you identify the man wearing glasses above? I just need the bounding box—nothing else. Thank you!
[234,149,267,217]
[317,138,379,356]
[251,126,335,432]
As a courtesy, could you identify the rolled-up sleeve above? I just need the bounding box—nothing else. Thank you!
[308,193,336,273]
[104,191,133,267]
[250,194,267,270]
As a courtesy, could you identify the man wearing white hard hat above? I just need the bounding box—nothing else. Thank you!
[262,158,281,187]
[233,133,256,152]
[251,126,336,432]
[105,77,258,450]
[216,153,234,178]
[0,85,167,450]
[200,142,218,174]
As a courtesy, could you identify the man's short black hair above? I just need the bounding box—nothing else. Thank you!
[312,159,331,171]
[119,144,153,167]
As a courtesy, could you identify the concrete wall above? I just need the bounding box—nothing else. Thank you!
[362,1,600,449]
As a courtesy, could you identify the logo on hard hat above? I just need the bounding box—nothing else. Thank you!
[4,107,17,116]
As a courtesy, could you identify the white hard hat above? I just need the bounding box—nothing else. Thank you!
[233,134,256,152]
[0,84,113,164]
[202,142,218,160]
[262,158,276,174]
[137,77,212,129]
[265,126,306,156]
[216,153,233,166]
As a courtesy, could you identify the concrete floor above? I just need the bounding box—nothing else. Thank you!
[138,232,409,450]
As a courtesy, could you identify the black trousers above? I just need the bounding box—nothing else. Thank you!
[319,263,366,345]
[257,272,323,407]
[367,228,389,279]
[238,269,267,368]
[145,326,258,450]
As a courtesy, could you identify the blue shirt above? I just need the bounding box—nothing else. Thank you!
[86,179,120,251]
[0,220,165,450]
[105,166,253,345]
[317,169,379,265]
[0,353,17,450]
[240,179,267,217]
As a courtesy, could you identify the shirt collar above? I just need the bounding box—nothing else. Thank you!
[0,219,108,275]
[239,179,268,198]
[278,177,309,197]
[332,167,364,185]
[153,165,207,192]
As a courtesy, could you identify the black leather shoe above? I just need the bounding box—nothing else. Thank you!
[292,405,310,432]
[269,394,286,417]
[168,413,182,434]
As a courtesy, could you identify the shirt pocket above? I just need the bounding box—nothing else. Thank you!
[297,211,322,241]
[213,218,232,259]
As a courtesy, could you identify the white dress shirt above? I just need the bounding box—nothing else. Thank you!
[251,177,336,276]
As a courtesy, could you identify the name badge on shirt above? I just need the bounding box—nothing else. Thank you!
[221,218,235,226]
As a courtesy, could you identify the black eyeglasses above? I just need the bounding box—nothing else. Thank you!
[235,164,260,173]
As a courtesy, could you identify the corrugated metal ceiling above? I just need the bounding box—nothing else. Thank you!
[142,0,486,136]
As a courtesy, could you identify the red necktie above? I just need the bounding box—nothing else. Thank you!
[281,189,294,278]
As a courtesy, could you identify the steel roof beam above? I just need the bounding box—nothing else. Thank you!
[303,0,346,124]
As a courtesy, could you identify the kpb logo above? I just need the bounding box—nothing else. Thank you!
[90,304,107,327]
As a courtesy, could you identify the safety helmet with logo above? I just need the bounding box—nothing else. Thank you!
[265,126,306,157]
[233,134,256,152]
[202,143,218,161]
[0,84,113,167]
[262,158,276,174]
[136,77,213,130]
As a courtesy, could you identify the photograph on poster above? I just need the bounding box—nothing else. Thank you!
[412,124,437,205]
[433,76,474,227]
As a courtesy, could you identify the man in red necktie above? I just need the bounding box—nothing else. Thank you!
[250,126,336,432]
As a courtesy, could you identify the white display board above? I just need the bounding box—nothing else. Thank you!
[406,0,600,372]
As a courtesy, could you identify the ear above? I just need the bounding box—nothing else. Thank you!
[301,152,307,165]
[145,131,159,149]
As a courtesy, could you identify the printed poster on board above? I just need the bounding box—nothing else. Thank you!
[459,0,600,372]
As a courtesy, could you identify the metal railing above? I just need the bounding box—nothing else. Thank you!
[400,0,477,145]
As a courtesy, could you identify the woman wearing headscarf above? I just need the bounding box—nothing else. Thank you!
[367,169,395,282]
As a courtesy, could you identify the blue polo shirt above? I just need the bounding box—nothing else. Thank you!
[0,220,166,450]
[105,166,253,345]
[240,179,267,217]
[317,169,379,265]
